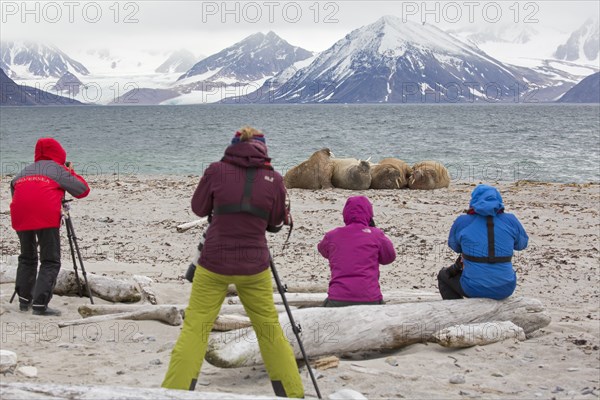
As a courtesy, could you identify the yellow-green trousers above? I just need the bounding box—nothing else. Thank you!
[162,266,304,398]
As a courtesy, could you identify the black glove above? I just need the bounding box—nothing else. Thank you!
[447,256,464,278]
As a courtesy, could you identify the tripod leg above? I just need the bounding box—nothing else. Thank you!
[68,218,94,305]
[269,256,322,399]
[65,217,83,297]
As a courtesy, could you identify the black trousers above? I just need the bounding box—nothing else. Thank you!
[437,264,467,300]
[15,228,61,310]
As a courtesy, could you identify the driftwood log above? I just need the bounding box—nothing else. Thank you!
[78,303,294,318]
[59,306,183,327]
[75,304,251,330]
[176,218,208,233]
[432,321,526,348]
[0,382,281,400]
[54,270,141,302]
[227,283,329,295]
[223,291,439,308]
[206,297,551,367]
[213,314,252,331]
[132,275,157,304]
[2,265,141,303]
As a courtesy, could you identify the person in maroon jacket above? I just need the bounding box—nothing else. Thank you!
[162,127,304,397]
[10,138,90,316]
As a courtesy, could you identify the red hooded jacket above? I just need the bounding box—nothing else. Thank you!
[10,138,90,231]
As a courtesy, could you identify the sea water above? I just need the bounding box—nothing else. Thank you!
[1,104,598,183]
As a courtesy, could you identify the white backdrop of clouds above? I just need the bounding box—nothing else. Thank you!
[0,1,598,55]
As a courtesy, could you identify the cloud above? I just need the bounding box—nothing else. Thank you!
[1,0,597,54]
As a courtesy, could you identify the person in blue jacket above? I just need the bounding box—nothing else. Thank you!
[438,184,529,300]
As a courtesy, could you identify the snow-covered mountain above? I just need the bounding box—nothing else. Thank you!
[177,31,312,84]
[233,16,541,103]
[155,49,200,74]
[450,20,598,101]
[162,31,313,104]
[73,48,175,75]
[0,68,83,106]
[51,72,84,97]
[554,19,600,65]
[558,72,600,103]
[458,23,540,46]
[0,41,89,79]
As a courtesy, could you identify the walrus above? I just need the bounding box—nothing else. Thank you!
[370,158,412,189]
[284,148,334,189]
[331,158,372,190]
[408,161,451,190]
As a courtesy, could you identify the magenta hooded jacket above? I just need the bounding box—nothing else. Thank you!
[318,196,396,303]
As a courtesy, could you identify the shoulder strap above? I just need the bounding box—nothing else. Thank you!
[462,216,512,264]
[213,168,270,221]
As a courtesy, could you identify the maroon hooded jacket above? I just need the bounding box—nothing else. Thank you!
[10,138,90,231]
[191,139,288,275]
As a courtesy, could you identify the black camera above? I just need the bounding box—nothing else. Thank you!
[448,256,464,278]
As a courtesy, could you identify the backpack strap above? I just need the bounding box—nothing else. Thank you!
[213,168,270,221]
[462,216,512,263]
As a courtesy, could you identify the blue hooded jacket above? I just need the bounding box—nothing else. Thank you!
[448,185,528,300]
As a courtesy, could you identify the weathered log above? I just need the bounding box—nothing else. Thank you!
[0,382,281,399]
[227,283,328,295]
[53,270,141,302]
[220,304,296,315]
[59,305,182,327]
[176,218,208,233]
[222,291,440,308]
[206,297,551,367]
[132,275,157,304]
[78,304,294,318]
[83,274,141,303]
[1,265,141,303]
[432,321,526,348]
[280,283,329,293]
[213,314,252,331]
[78,304,184,318]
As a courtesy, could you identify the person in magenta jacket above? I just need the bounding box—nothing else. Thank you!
[318,196,396,306]
[10,137,90,316]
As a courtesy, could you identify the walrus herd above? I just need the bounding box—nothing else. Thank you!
[284,149,451,190]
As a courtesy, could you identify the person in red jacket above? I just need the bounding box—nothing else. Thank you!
[162,127,304,397]
[10,138,90,316]
[318,196,396,306]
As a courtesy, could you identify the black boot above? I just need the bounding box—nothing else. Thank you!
[32,306,62,316]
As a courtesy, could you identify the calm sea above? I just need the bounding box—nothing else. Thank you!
[1,104,598,183]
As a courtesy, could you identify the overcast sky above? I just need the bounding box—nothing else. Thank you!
[1,1,598,55]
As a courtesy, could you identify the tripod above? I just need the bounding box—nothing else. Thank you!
[269,254,322,399]
[62,199,94,304]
